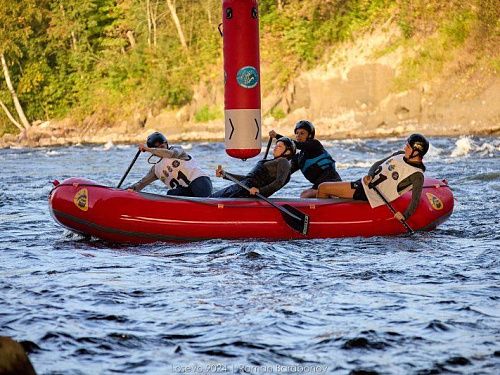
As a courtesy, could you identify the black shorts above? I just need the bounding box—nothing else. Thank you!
[311,170,342,190]
[351,179,368,201]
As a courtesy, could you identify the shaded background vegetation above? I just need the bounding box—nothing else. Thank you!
[0,0,498,136]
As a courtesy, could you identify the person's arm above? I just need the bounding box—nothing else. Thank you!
[290,155,299,174]
[223,172,245,181]
[259,159,290,196]
[293,139,322,153]
[128,166,158,192]
[367,151,403,177]
[147,146,190,160]
[401,172,424,219]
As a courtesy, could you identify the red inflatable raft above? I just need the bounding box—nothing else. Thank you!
[48,177,453,243]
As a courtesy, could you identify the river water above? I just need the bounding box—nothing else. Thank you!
[1,136,499,374]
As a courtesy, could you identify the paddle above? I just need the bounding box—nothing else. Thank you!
[117,150,141,188]
[263,138,272,160]
[221,170,309,235]
[372,185,414,234]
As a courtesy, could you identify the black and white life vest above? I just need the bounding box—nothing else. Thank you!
[362,154,423,208]
[154,156,207,189]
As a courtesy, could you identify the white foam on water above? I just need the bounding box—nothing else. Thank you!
[450,137,499,158]
[424,144,444,159]
[103,140,114,150]
[116,144,132,150]
[451,137,473,157]
[475,142,499,156]
[182,143,193,150]
[46,150,61,156]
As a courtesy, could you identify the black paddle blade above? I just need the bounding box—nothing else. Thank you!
[282,204,309,235]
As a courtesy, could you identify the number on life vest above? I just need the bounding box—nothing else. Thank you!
[169,171,192,189]
[368,166,388,189]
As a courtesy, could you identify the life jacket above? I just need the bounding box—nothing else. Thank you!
[154,156,207,189]
[362,153,424,208]
[298,150,336,182]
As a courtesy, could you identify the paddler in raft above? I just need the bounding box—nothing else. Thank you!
[317,134,429,222]
[127,132,213,197]
[269,120,342,198]
[211,137,296,198]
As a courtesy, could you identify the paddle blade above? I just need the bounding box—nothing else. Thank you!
[282,204,309,235]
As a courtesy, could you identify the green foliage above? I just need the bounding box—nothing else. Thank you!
[0,0,494,135]
[490,58,500,73]
[194,105,222,123]
[270,107,286,120]
[394,9,477,91]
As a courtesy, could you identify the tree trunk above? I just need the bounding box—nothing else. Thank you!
[0,99,24,132]
[1,53,30,130]
[278,0,284,11]
[146,0,152,47]
[152,0,159,47]
[166,0,188,50]
[126,30,136,48]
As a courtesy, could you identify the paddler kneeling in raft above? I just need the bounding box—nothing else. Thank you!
[127,132,213,197]
[316,134,429,222]
[269,120,342,198]
[211,137,296,198]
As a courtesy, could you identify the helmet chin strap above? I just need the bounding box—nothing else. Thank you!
[409,148,422,159]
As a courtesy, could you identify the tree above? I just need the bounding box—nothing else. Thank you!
[166,0,188,50]
[0,0,47,131]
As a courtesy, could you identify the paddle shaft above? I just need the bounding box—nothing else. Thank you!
[222,172,301,221]
[263,138,272,160]
[372,185,414,234]
[117,150,141,188]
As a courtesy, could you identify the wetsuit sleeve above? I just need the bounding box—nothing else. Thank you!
[223,172,245,181]
[149,147,190,160]
[275,133,283,139]
[259,159,291,197]
[293,139,323,154]
[290,154,299,174]
[368,151,404,177]
[128,166,158,192]
[402,172,424,219]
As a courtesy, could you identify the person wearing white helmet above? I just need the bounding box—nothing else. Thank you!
[269,120,341,198]
[211,137,296,198]
[128,132,212,197]
[317,134,429,222]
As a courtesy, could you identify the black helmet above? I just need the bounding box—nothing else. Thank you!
[294,120,315,139]
[276,136,296,159]
[407,133,429,158]
[146,132,168,148]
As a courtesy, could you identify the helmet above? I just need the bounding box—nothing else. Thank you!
[146,132,168,148]
[407,133,429,158]
[294,120,315,139]
[277,136,296,159]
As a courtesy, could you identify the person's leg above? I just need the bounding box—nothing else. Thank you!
[317,181,355,199]
[167,186,191,196]
[189,176,213,197]
[300,188,317,198]
[210,184,248,198]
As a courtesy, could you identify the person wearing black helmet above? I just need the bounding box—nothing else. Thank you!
[317,134,429,222]
[211,137,296,198]
[127,132,212,197]
[269,120,341,198]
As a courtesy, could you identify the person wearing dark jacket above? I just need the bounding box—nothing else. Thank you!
[269,120,341,198]
[317,134,429,222]
[211,137,296,198]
